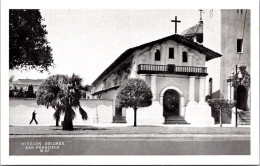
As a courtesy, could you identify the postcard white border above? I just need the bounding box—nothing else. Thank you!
[1,0,259,165]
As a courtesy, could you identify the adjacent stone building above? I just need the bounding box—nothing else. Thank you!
[202,9,251,125]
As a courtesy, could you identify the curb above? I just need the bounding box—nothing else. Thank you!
[9,134,250,141]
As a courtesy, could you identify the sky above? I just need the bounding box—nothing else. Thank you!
[9,9,216,85]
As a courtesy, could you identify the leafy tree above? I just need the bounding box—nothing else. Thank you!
[11,86,18,98]
[9,9,54,72]
[26,85,34,98]
[208,98,236,127]
[18,87,25,98]
[9,90,14,98]
[116,78,153,127]
[9,75,15,83]
[9,75,15,89]
[36,74,88,130]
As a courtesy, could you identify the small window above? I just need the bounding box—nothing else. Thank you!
[169,47,174,59]
[237,39,243,53]
[182,51,188,62]
[240,9,243,14]
[155,49,161,61]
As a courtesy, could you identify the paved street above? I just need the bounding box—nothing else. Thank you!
[9,126,250,155]
[10,136,250,155]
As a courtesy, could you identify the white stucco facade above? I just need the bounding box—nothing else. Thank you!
[91,34,220,126]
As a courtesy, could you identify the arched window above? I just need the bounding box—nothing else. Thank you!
[182,51,188,62]
[155,49,161,61]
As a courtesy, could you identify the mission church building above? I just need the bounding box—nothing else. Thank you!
[91,16,222,126]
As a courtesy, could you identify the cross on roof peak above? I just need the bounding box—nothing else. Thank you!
[171,16,181,34]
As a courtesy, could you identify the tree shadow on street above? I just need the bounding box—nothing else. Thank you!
[126,125,163,128]
[50,125,108,131]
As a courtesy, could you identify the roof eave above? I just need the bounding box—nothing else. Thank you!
[91,34,222,86]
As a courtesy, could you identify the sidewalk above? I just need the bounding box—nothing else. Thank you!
[9,125,250,136]
[10,133,250,142]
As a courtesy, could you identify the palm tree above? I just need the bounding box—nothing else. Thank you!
[36,74,88,130]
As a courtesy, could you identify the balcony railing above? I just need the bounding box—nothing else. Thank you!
[137,64,207,76]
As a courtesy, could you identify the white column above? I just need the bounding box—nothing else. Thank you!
[122,108,126,116]
[185,77,214,126]
[180,96,185,116]
[199,77,207,104]
[228,81,236,126]
[151,75,157,100]
[112,98,116,116]
[231,107,236,126]
[227,80,236,126]
[231,85,234,100]
[227,81,231,100]
[188,76,196,105]
[227,79,235,100]
[139,74,146,81]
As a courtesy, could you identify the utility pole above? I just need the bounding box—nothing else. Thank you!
[235,65,238,127]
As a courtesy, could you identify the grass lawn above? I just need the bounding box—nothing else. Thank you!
[9,125,250,135]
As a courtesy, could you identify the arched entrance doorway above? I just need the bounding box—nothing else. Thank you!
[159,86,187,124]
[236,85,248,111]
[163,89,180,117]
[162,89,187,124]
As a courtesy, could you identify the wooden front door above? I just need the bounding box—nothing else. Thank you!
[163,89,180,117]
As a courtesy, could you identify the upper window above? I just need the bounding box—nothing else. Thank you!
[237,9,244,14]
[169,47,174,59]
[155,49,161,61]
[182,51,188,62]
[237,39,243,53]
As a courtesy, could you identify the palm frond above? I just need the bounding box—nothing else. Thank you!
[79,106,88,120]
[70,73,82,87]
[53,108,62,121]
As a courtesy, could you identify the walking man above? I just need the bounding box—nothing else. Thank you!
[29,110,38,124]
